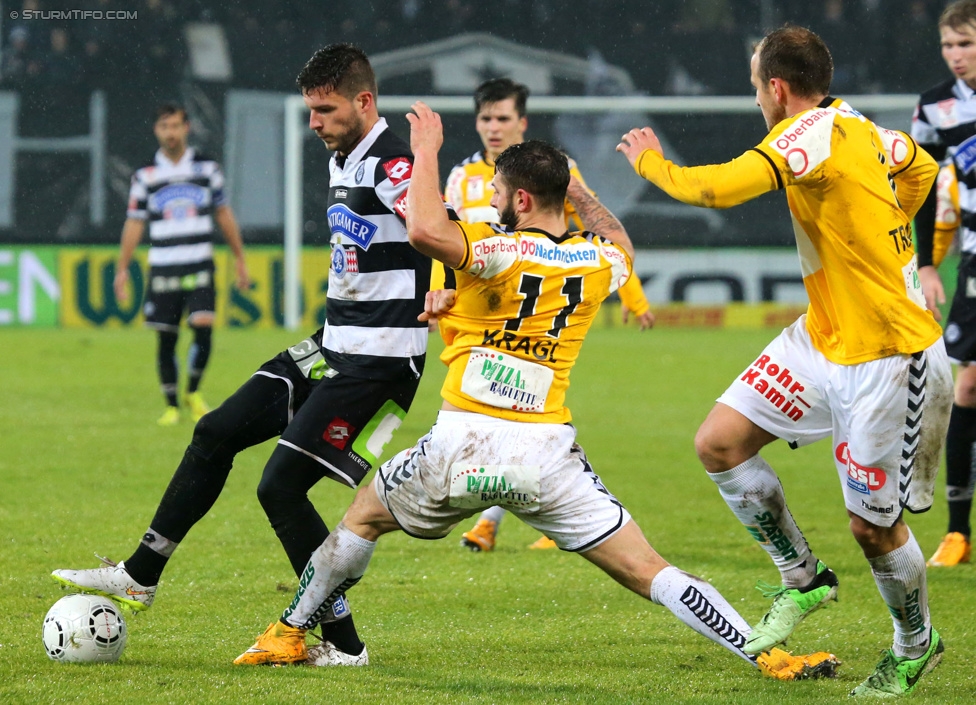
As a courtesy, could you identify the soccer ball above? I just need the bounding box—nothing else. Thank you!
[42,594,127,663]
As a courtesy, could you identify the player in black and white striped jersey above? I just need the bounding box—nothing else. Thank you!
[116,103,250,426]
[53,44,443,667]
[913,0,976,568]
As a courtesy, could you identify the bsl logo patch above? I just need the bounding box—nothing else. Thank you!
[836,442,886,493]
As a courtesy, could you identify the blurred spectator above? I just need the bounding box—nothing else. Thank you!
[669,0,745,94]
[886,0,944,93]
[1,26,41,87]
[39,27,75,84]
[809,0,861,93]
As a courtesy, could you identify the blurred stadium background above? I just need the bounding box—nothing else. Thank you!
[0,0,954,328]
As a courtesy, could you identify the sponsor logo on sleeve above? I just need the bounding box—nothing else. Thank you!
[878,128,909,166]
[954,134,976,175]
[393,191,408,220]
[768,109,834,178]
[836,442,887,494]
[382,157,412,186]
[327,204,378,249]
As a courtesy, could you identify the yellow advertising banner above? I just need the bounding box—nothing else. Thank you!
[59,246,332,329]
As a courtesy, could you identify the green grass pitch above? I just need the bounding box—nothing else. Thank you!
[1,321,973,703]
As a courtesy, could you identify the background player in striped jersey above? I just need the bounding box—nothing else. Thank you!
[52,43,434,667]
[116,103,250,426]
[233,104,840,683]
[619,26,951,697]
[912,0,976,569]
[446,77,655,552]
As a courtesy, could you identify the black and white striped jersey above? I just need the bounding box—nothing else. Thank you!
[912,78,976,258]
[323,118,431,381]
[127,147,225,270]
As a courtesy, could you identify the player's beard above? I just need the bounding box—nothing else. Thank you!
[327,113,368,156]
[498,195,519,229]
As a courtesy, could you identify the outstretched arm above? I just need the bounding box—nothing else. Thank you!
[617,126,777,208]
[405,102,465,268]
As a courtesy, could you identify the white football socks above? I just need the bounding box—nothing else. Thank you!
[650,565,754,665]
[709,455,816,587]
[282,522,376,630]
[479,505,506,525]
[867,528,931,659]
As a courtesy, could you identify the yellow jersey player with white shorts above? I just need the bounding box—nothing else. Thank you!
[444,78,652,552]
[619,26,950,698]
[234,105,842,683]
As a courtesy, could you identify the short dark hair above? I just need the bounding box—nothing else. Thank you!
[474,78,529,116]
[154,103,187,123]
[493,140,569,213]
[297,43,377,99]
[756,25,832,99]
[941,1,976,30]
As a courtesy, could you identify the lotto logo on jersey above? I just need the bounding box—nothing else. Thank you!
[382,157,412,186]
[836,442,886,494]
[327,204,378,249]
[323,417,355,450]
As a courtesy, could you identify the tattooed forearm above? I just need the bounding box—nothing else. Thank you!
[565,177,634,256]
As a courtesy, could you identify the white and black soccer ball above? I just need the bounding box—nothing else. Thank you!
[42,594,127,663]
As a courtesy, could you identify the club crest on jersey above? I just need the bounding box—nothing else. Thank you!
[331,245,359,278]
[355,163,366,184]
[937,98,959,128]
[954,134,976,175]
[327,204,378,249]
[836,442,886,494]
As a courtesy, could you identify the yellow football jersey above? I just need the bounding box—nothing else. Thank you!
[438,221,631,424]
[443,151,649,316]
[633,98,941,364]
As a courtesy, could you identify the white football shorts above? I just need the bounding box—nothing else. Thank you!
[373,410,630,551]
[717,315,952,526]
